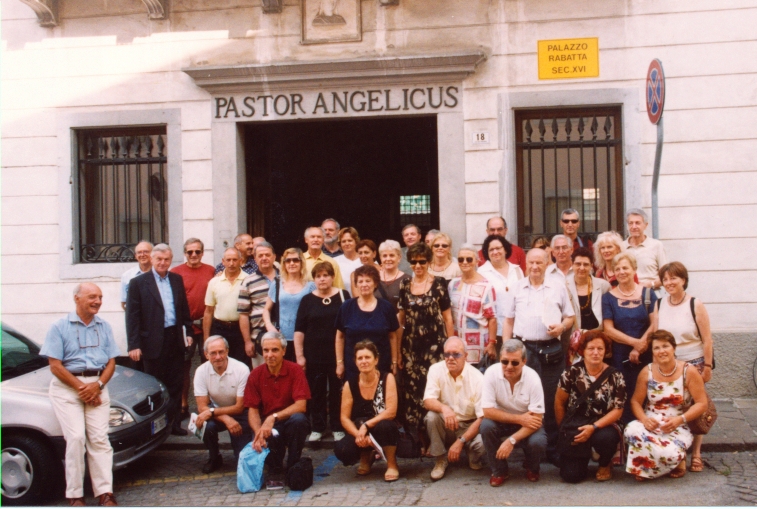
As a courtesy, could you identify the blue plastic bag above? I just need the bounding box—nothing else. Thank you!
[237,443,269,493]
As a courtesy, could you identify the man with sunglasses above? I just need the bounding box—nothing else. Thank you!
[476,217,526,272]
[502,248,575,466]
[559,208,593,252]
[42,283,121,506]
[423,337,485,481]
[480,339,547,486]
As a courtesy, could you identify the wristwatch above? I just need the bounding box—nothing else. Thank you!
[209,407,215,416]
[97,380,105,390]
[508,436,517,445]
[272,412,278,422]
[459,436,467,444]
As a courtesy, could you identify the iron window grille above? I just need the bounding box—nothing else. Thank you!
[76,126,168,263]
[515,106,624,248]
[400,194,432,231]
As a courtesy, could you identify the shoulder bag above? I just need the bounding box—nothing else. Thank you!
[557,364,615,458]
[682,363,718,435]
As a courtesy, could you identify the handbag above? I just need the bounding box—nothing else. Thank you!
[536,340,564,366]
[286,457,313,491]
[395,423,422,459]
[683,363,718,435]
[557,364,615,458]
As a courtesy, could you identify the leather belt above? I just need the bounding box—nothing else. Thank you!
[516,336,560,345]
[70,370,103,377]
[214,319,238,326]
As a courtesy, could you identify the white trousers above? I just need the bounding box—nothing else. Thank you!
[49,376,113,498]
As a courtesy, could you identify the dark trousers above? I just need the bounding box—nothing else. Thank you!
[334,420,399,466]
[524,340,563,457]
[266,413,310,472]
[143,326,184,426]
[306,363,343,433]
[480,419,547,476]
[613,346,652,424]
[204,411,253,462]
[559,426,620,483]
[210,320,250,365]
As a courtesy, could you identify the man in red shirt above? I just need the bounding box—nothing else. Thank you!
[477,217,527,272]
[171,238,215,419]
[244,332,311,482]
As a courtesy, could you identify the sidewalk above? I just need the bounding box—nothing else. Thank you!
[162,398,757,452]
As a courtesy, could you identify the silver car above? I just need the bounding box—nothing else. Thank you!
[1,323,171,505]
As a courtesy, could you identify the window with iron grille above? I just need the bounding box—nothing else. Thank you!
[76,126,168,263]
[399,194,432,231]
[515,106,624,248]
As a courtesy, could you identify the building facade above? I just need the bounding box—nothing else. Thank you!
[2,0,755,396]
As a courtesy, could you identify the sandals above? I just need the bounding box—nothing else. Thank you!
[669,459,687,479]
[357,451,375,476]
[690,456,704,472]
[384,467,400,482]
[595,465,612,482]
[635,475,645,482]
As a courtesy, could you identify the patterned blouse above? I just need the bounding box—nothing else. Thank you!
[558,361,627,419]
[448,277,496,364]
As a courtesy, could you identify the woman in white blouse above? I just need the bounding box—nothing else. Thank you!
[428,232,462,281]
[566,247,611,332]
[477,234,524,349]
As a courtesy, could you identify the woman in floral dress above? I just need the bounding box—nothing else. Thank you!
[397,243,454,452]
[624,330,708,480]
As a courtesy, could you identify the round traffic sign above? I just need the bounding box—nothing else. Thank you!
[646,59,665,124]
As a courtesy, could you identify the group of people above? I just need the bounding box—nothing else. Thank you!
[42,208,715,504]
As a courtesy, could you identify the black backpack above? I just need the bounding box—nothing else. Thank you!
[286,457,313,491]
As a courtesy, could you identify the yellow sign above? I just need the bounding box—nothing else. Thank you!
[538,38,599,80]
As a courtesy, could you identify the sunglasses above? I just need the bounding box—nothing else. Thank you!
[185,250,202,256]
[284,258,301,264]
[500,359,521,367]
[457,257,475,264]
[562,219,580,224]
[433,243,450,248]
[443,352,464,359]
[410,260,428,266]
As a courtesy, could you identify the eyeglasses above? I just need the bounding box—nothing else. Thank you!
[410,260,428,266]
[185,250,202,256]
[284,258,301,264]
[433,243,450,249]
[457,257,475,264]
[562,219,580,224]
[500,359,521,367]
[443,352,464,359]
[553,246,571,251]
[77,323,101,349]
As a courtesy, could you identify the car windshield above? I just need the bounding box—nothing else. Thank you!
[1,328,48,380]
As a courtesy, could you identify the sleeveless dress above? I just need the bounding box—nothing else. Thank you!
[624,364,693,479]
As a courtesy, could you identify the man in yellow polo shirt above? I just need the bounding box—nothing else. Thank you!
[302,226,344,289]
[204,248,249,363]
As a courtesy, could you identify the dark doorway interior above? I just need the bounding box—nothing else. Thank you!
[245,116,439,255]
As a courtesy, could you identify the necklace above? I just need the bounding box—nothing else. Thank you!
[576,278,592,310]
[586,363,604,377]
[657,362,677,377]
[381,270,401,283]
[432,259,451,272]
[359,370,379,387]
[669,292,687,306]
[617,283,636,298]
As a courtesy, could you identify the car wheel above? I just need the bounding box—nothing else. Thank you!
[1,435,58,506]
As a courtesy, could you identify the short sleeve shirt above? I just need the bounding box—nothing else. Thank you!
[40,313,121,371]
[243,360,311,419]
[506,278,575,341]
[171,263,215,322]
[193,357,250,408]
[120,266,146,303]
[205,270,247,322]
[622,236,668,285]
[448,278,496,364]
[237,270,278,333]
[423,361,484,421]
[481,363,545,415]
[557,362,626,419]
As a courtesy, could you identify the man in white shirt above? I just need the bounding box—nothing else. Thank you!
[120,240,153,311]
[622,208,667,289]
[193,336,252,473]
[545,234,573,284]
[502,248,574,465]
[423,337,485,481]
[480,339,546,486]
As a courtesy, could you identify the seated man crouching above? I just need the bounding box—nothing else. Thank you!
[193,335,253,473]
[244,332,311,485]
[481,339,547,486]
[423,336,485,481]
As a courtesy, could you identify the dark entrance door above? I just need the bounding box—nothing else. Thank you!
[245,116,439,255]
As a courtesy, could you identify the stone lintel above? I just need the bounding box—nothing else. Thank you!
[18,0,58,26]
[261,0,283,13]
[142,0,167,19]
[183,52,486,94]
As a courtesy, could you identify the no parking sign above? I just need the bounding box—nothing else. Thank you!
[646,59,665,124]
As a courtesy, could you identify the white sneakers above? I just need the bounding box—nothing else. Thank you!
[308,431,323,442]
[430,457,449,481]
[332,431,346,441]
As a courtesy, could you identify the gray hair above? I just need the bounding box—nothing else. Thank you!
[457,243,478,256]
[378,239,402,256]
[203,335,229,353]
[502,339,526,359]
[626,208,649,224]
[304,226,325,239]
[223,247,243,259]
[135,240,154,250]
[151,243,172,256]
[426,229,441,238]
[253,241,275,256]
[322,218,341,230]
[233,233,252,245]
[561,208,580,220]
[444,336,467,351]
[550,234,571,249]
[261,331,287,349]
[183,238,204,251]
[486,216,507,229]
[402,224,421,235]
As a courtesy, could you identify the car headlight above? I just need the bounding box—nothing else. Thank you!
[109,407,135,428]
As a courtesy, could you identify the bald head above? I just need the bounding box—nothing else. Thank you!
[526,248,548,281]
[74,282,103,323]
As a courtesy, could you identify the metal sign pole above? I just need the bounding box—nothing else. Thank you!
[651,116,663,239]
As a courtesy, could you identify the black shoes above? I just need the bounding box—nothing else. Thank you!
[202,454,223,474]
[171,423,188,436]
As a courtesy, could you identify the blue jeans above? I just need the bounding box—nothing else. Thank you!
[480,419,547,477]
[203,410,252,462]
[266,412,310,472]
